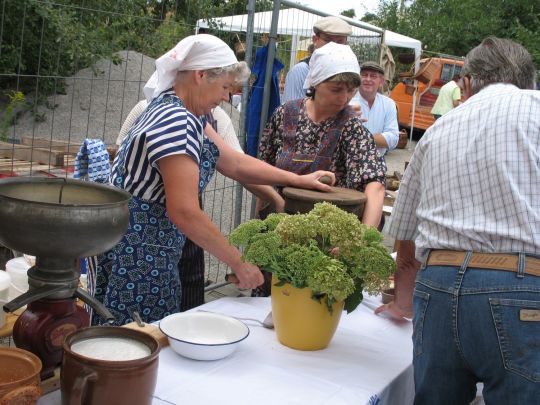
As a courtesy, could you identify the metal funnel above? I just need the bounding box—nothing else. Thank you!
[0,177,130,316]
[0,177,131,258]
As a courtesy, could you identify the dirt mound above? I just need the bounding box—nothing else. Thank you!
[11,50,155,145]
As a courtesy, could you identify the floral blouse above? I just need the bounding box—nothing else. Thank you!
[259,100,386,191]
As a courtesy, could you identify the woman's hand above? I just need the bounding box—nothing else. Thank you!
[273,194,285,213]
[293,170,335,192]
[230,262,264,290]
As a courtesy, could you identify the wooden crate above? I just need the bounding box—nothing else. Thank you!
[0,157,54,177]
[0,137,78,167]
[0,138,115,175]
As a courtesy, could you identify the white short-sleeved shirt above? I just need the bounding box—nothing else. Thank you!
[281,61,309,104]
[350,92,399,156]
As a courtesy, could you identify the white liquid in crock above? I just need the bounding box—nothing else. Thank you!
[71,337,151,361]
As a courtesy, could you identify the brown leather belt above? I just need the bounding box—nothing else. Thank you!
[427,250,540,277]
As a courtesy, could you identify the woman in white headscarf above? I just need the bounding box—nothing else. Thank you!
[92,34,335,325]
[255,42,386,296]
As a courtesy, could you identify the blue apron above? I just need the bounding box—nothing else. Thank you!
[92,136,219,326]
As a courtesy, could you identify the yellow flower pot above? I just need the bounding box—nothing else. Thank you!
[271,275,344,351]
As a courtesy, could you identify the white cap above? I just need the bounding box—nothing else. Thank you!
[313,16,352,36]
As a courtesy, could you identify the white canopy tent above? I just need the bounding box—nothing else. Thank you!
[196,8,422,71]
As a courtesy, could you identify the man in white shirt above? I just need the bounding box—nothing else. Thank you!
[350,61,399,156]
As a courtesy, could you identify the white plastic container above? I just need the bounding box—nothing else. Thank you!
[0,271,10,328]
[0,270,10,302]
[6,257,31,301]
[0,301,6,328]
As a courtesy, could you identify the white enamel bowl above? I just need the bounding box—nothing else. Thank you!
[159,312,250,361]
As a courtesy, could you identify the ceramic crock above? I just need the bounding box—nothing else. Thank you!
[271,275,344,350]
[61,326,160,405]
[0,347,42,405]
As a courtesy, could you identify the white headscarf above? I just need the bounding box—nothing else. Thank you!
[303,42,360,89]
[143,34,238,101]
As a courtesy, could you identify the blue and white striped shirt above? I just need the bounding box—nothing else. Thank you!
[111,89,204,203]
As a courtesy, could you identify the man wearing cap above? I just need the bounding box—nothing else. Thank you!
[350,61,399,157]
[281,16,352,103]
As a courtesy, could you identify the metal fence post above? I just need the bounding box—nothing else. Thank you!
[233,0,256,228]
[248,0,281,218]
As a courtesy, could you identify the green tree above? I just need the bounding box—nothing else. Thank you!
[0,0,274,97]
[365,0,540,66]
[340,8,356,18]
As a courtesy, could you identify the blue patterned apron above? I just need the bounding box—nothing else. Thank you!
[276,99,354,174]
[92,136,219,326]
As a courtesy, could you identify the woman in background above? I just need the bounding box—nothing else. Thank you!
[254,42,386,296]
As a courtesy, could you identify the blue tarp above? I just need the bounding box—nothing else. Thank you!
[245,44,284,157]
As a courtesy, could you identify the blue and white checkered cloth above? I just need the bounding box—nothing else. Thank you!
[73,139,111,183]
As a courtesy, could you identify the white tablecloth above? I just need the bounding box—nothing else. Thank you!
[39,295,414,405]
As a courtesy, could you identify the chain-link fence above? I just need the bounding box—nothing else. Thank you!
[0,0,383,289]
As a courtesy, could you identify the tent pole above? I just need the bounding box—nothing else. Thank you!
[378,30,386,65]
[408,79,418,150]
[290,35,299,71]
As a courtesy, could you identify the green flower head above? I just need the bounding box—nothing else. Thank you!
[307,256,355,302]
[230,202,395,313]
[228,219,266,247]
[263,213,288,231]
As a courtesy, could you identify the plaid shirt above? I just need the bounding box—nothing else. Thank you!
[387,84,540,261]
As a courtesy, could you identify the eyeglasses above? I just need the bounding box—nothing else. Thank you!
[317,33,348,45]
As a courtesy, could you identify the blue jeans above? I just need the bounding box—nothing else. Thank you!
[412,255,540,405]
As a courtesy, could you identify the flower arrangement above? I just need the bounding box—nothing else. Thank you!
[229,202,395,313]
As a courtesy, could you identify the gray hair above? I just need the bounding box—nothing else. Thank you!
[464,37,536,94]
[176,61,251,86]
[205,62,250,85]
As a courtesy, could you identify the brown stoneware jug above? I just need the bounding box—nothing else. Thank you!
[61,326,160,405]
[0,347,42,405]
